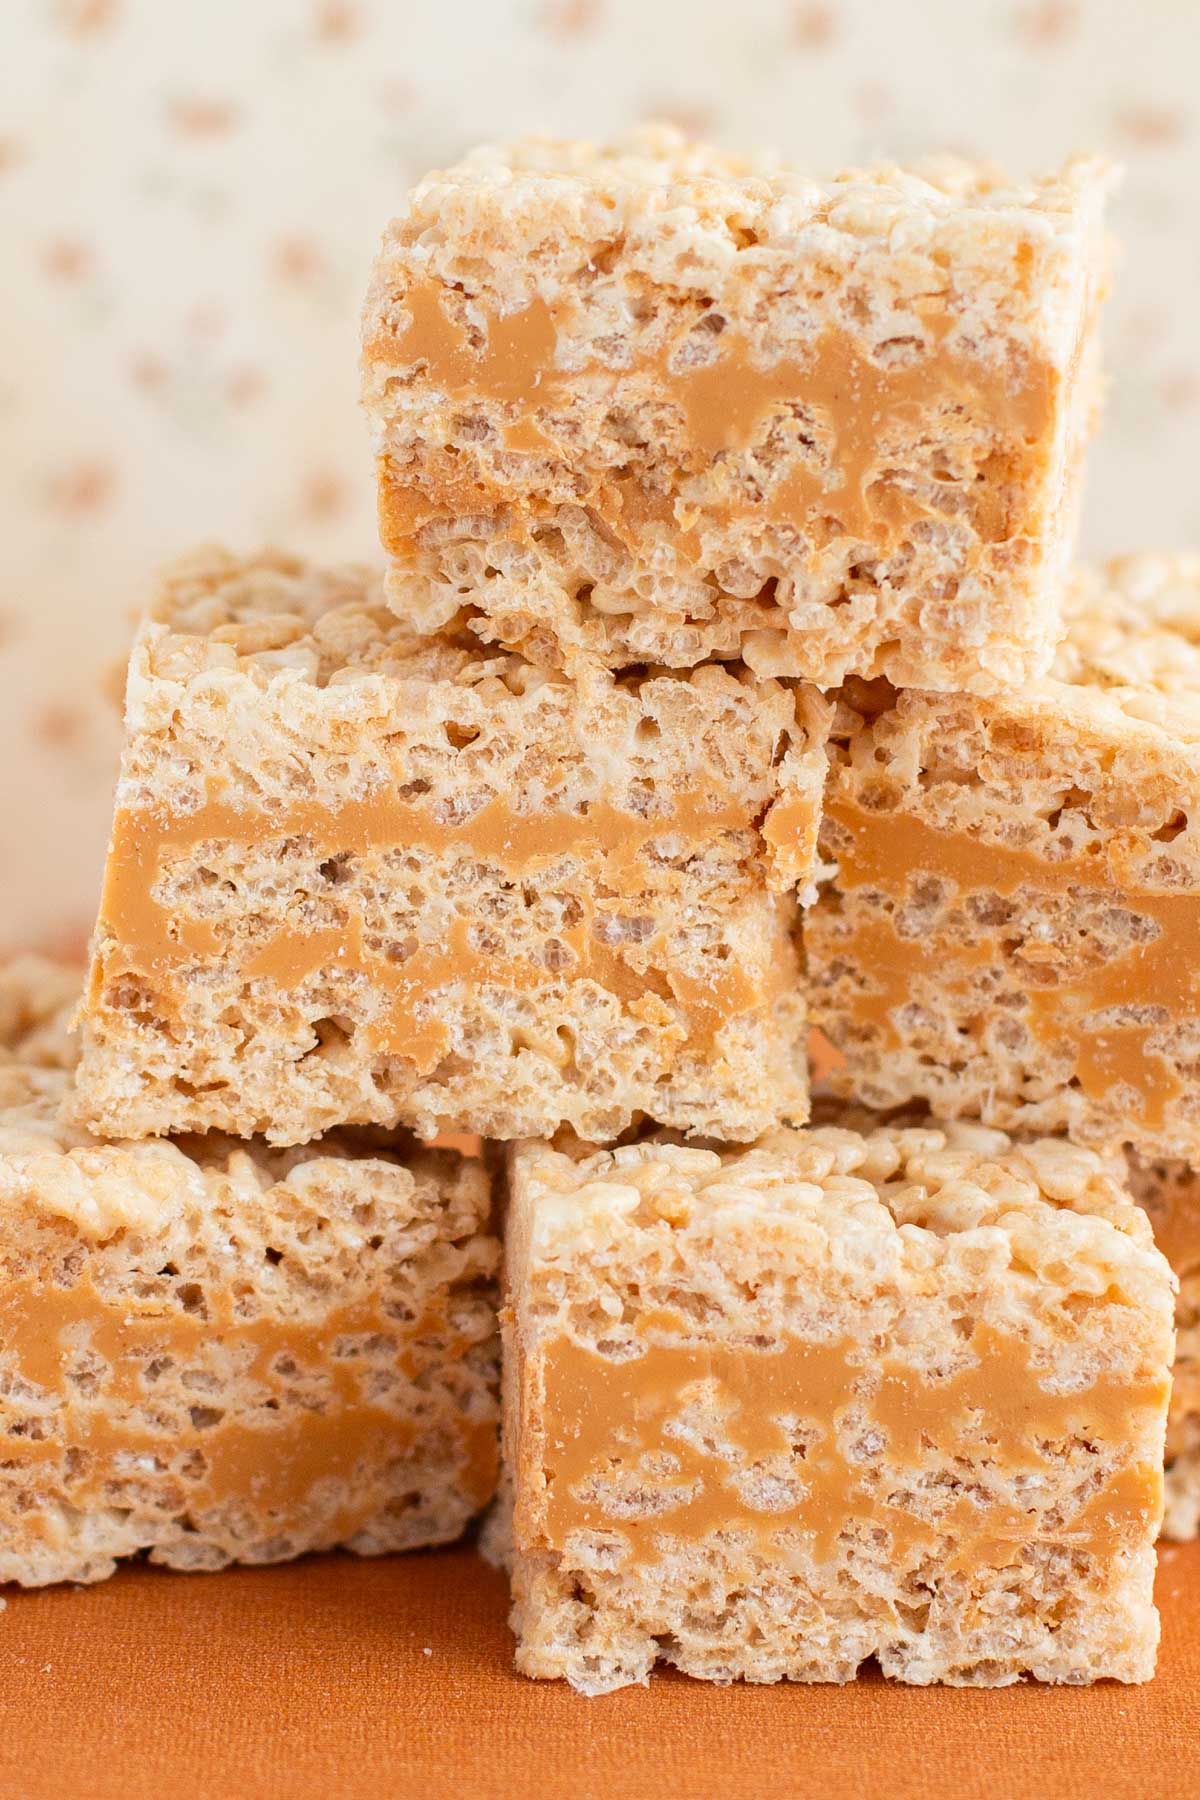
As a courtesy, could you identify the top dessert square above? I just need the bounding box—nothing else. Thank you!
[363,127,1111,691]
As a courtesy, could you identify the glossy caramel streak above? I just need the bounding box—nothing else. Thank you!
[534,1323,1165,1570]
[393,283,559,407]
[825,798,1200,1124]
[761,794,823,891]
[92,784,772,1065]
[371,280,1057,545]
[0,1274,498,1531]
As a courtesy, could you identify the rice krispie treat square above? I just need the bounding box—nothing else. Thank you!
[0,958,499,1588]
[362,127,1111,693]
[499,1122,1173,1694]
[1127,1154,1200,1542]
[75,547,823,1147]
[806,553,1200,1160]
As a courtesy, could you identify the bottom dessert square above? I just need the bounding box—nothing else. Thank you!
[0,959,500,1587]
[499,1125,1174,1693]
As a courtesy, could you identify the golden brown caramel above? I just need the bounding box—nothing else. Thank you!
[372,280,1057,556]
[824,799,1200,1124]
[91,778,789,1062]
[761,794,823,891]
[0,1270,497,1529]
[530,1321,1164,1569]
[395,284,560,409]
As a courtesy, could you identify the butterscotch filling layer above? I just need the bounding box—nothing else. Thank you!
[92,781,791,1062]
[824,799,1200,1125]
[533,1320,1164,1569]
[0,1271,497,1541]
[371,280,1055,554]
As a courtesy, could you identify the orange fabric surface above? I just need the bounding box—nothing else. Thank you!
[1,1540,1196,1800]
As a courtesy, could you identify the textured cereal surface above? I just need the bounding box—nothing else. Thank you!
[363,126,1110,692]
[0,960,500,1588]
[75,546,825,1147]
[806,552,1200,1160]
[501,1120,1173,1694]
[1127,1152,1200,1541]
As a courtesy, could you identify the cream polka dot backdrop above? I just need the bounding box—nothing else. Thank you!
[2,0,1198,945]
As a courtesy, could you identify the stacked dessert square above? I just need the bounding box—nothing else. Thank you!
[361,133,1106,692]
[500,1127,1169,1690]
[75,548,825,1146]
[10,127,1191,1691]
[0,956,499,1582]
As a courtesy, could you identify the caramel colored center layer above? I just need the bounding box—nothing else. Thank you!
[93,781,777,1064]
[374,281,1055,549]
[535,1322,1164,1569]
[0,1271,497,1534]
[825,798,1200,1125]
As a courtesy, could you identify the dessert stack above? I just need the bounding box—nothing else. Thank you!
[1,127,1193,1693]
